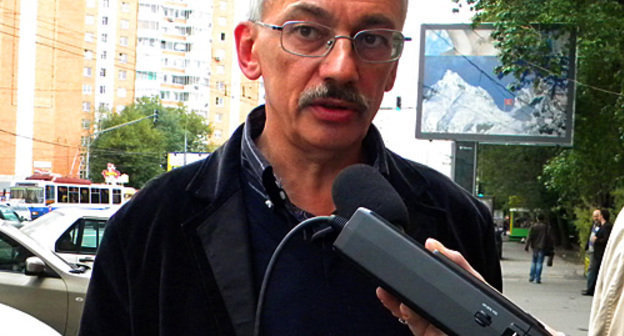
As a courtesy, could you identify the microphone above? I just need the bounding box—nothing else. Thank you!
[331,164,409,229]
[331,166,552,336]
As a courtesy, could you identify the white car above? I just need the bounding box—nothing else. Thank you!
[0,222,91,335]
[20,208,116,265]
[0,302,61,336]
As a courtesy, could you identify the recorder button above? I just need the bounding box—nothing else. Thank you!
[474,310,492,327]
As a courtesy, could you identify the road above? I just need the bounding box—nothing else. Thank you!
[501,239,592,336]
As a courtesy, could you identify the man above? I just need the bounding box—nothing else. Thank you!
[588,206,624,335]
[79,0,501,335]
[524,214,553,284]
[584,209,612,295]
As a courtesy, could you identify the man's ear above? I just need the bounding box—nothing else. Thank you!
[384,63,399,92]
[235,22,261,80]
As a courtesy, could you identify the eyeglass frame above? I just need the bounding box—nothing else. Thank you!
[253,20,411,64]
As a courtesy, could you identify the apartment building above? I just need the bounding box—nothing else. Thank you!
[1,0,93,182]
[0,0,261,187]
[135,0,261,144]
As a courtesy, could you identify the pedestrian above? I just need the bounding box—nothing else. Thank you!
[588,206,624,335]
[524,213,554,284]
[583,208,613,296]
[78,0,502,335]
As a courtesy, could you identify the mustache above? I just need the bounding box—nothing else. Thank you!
[298,83,370,112]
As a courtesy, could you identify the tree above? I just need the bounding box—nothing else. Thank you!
[455,0,624,246]
[89,97,214,188]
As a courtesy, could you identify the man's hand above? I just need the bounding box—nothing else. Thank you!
[375,238,485,336]
[376,238,562,336]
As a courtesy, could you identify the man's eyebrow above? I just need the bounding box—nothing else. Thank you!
[357,14,396,29]
[282,2,331,21]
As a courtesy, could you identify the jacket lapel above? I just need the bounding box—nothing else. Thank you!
[195,192,255,336]
[181,126,256,336]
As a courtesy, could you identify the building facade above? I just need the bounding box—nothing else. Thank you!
[1,0,261,189]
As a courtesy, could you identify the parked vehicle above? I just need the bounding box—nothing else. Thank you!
[4,203,32,222]
[0,204,22,228]
[20,208,115,265]
[0,302,61,335]
[0,222,91,335]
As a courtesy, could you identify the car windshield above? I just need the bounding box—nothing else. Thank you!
[0,207,20,222]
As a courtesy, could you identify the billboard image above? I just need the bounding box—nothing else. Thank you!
[416,24,576,145]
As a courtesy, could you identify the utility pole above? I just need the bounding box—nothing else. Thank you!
[85,111,158,179]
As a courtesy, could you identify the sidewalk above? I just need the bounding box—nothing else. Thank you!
[501,239,592,336]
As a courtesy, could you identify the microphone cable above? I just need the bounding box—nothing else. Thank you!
[252,215,346,336]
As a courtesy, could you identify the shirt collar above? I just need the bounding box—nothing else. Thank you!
[240,105,389,219]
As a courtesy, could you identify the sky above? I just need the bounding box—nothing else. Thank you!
[375,0,475,177]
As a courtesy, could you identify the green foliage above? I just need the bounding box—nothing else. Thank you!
[456,0,624,231]
[89,97,214,188]
[477,145,560,211]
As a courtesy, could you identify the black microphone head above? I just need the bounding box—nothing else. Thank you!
[332,164,409,228]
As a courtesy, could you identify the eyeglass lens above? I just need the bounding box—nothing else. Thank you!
[280,21,403,62]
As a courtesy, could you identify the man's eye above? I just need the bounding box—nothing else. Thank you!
[359,33,387,48]
[290,25,323,40]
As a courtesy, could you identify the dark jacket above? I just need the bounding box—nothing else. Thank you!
[525,222,554,253]
[594,221,613,262]
[79,124,502,336]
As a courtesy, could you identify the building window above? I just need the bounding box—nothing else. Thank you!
[82,84,92,94]
[83,67,92,77]
[121,2,129,12]
[86,0,96,8]
[100,68,106,77]
[120,19,129,30]
[119,53,128,64]
[215,96,224,106]
[99,86,106,94]
[100,50,107,59]
[82,101,91,112]
[218,17,226,26]
[116,105,125,113]
[215,113,223,122]
[101,33,108,43]
[85,32,94,43]
[85,15,94,25]
[102,16,109,25]
[216,65,225,74]
[120,36,128,47]
[81,136,90,147]
[220,32,226,41]
[118,70,127,80]
[84,50,93,60]
[102,0,109,8]
[82,119,91,129]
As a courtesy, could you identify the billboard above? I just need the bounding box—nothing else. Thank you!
[416,24,576,145]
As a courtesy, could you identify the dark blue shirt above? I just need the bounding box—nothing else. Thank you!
[240,106,410,335]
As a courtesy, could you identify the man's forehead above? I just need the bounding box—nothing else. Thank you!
[262,0,407,26]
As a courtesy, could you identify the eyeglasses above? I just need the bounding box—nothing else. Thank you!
[254,21,411,63]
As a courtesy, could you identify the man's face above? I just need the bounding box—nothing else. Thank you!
[252,0,406,152]
[592,210,601,224]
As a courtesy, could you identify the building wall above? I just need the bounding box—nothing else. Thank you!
[0,0,87,179]
[0,1,19,178]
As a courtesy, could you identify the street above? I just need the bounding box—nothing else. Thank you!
[501,239,591,336]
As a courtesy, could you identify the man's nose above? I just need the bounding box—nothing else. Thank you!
[318,37,360,84]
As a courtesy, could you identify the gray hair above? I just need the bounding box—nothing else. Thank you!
[248,0,409,22]
[248,0,264,21]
